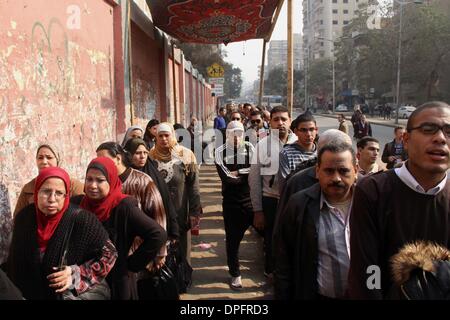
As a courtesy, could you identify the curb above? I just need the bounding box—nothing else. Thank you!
[314,113,407,129]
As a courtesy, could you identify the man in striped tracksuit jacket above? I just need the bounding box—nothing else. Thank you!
[214,120,254,290]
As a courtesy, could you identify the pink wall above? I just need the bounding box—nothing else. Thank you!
[0,0,124,209]
[130,21,161,127]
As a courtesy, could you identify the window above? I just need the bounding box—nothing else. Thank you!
[333,20,338,25]
[343,20,349,25]
[333,9,338,14]
[321,42,324,47]
[343,9,348,14]
[332,0,337,3]
[320,20,324,25]
[343,0,348,3]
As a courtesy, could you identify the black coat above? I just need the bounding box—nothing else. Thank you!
[381,140,408,169]
[274,183,321,300]
[139,159,179,240]
[72,196,166,300]
[0,269,22,300]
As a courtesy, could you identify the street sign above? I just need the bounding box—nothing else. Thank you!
[211,83,224,96]
[209,77,224,85]
[207,63,225,78]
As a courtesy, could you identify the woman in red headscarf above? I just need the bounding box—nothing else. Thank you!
[73,157,167,300]
[7,167,117,300]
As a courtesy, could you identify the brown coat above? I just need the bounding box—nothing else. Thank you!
[13,177,84,216]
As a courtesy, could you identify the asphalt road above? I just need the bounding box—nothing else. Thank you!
[313,115,395,150]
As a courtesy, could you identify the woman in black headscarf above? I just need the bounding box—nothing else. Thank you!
[124,138,179,242]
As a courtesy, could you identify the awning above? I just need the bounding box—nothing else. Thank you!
[146,0,283,44]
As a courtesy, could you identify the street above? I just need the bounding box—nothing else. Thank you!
[312,115,397,151]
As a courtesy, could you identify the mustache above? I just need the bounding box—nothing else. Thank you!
[328,181,346,189]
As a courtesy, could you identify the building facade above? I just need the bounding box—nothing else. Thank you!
[267,34,303,73]
[303,0,368,61]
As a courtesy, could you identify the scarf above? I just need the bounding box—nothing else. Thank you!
[80,157,128,222]
[34,167,71,252]
[149,122,197,173]
[121,125,144,147]
[36,143,62,166]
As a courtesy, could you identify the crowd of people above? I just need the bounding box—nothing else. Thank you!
[213,100,450,299]
[0,119,201,300]
[0,100,449,300]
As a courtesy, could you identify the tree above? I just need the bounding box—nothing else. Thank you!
[223,63,242,99]
[173,41,243,100]
[308,59,333,107]
[263,67,304,105]
[334,2,450,104]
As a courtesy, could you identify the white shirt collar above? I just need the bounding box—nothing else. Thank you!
[395,161,448,195]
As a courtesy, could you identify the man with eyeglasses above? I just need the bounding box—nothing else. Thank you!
[348,101,450,299]
[278,112,318,193]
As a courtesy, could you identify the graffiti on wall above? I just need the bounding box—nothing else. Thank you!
[132,66,158,127]
[0,2,117,210]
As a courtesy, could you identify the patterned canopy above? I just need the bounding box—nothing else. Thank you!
[147,0,282,44]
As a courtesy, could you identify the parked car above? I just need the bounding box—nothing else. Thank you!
[397,106,416,119]
[336,104,348,112]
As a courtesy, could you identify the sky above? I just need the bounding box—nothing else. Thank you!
[223,1,303,87]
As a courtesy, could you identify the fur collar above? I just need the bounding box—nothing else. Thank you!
[390,241,450,285]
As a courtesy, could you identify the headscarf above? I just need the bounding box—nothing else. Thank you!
[150,122,196,167]
[121,125,144,147]
[36,143,62,167]
[80,157,128,222]
[34,167,71,252]
[124,138,148,157]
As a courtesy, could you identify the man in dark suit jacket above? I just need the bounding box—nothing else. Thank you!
[275,143,358,299]
[273,130,353,254]
[381,126,408,169]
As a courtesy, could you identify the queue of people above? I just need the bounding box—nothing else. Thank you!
[1,100,449,300]
[0,118,203,300]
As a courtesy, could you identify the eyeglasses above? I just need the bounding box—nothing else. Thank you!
[298,127,317,133]
[408,122,450,138]
[38,189,67,200]
[231,118,241,121]
[251,119,262,124]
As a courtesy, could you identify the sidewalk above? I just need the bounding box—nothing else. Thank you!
[316,112,408,128]
[180,165,273,300]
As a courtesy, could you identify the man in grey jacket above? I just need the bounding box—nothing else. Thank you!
[249,106,297,280]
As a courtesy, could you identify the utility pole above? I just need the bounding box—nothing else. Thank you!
[258,40,267,109]
[304,46,308,110]
[287,0,294,117]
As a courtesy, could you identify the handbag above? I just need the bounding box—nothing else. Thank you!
[166,242,193,294]
[137,264,179,300]
[57,211,111,300]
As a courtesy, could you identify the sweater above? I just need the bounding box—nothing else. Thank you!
[249,132,297,212]
[7,204,111,300]
[348,170,450,299]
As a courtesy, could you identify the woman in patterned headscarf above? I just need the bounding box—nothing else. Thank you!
[13,143,84,216]
[149,123,202,264]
